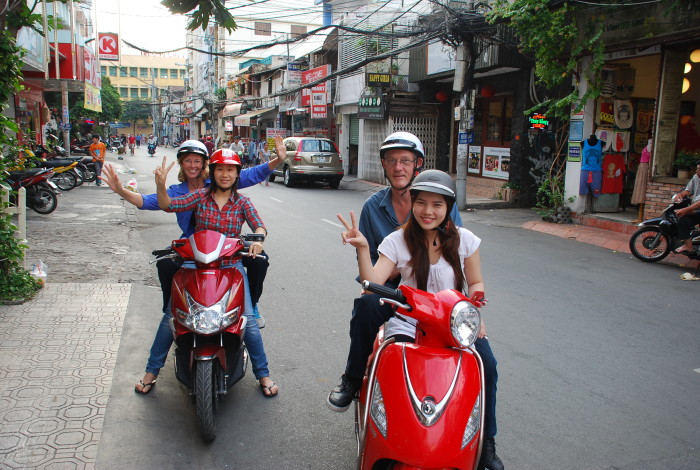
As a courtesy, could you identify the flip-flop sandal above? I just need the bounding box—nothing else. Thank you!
[260,382,278,398]
[135,380,157,395]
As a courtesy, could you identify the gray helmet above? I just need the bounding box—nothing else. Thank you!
[177,139,209,160]
[409,170,456,202]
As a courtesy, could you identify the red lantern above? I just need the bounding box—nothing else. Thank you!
[480,85,495,98]
[435,90,449,102]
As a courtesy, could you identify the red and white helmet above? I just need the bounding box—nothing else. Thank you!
[210,148,241,167]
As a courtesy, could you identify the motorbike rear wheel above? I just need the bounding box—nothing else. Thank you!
[195,360,218,442]
[72,168,84,186]
[629,226,671,262]
[51,171,77,191]
[31,186,58,214]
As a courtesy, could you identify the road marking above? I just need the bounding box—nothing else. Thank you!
[270,197,283,203]
[322,218,343,228]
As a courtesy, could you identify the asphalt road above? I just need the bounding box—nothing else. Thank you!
[24,144,700,469]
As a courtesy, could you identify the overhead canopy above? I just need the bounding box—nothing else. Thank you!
[222,103,243,117]
[234,107,277,127]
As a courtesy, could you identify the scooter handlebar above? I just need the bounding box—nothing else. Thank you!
[362,281,407,305]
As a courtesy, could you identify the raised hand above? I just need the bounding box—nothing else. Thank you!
[154,156,175,188]
[337,211,368,249]
[99,163,122,192]
[273,135,287,160]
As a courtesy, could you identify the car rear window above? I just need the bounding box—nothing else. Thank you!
[300,139,337,153]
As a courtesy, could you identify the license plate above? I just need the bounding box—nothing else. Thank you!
[47,181,58,190]
[316,156,327,163]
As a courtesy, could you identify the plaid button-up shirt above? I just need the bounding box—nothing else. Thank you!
[166,189,265,237]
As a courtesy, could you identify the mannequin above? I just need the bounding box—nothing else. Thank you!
[631,139,651,222]
[580,134,605,197]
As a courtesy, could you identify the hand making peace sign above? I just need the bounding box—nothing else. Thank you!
[337,211,369,250]
[153,156,176,188]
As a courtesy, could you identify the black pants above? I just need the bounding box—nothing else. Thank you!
[344,292,499,439]
[156,250,269,312]
[678,210,700,241]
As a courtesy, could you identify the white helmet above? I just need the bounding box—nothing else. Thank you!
[177,140,209,160]
[380,132,425,160]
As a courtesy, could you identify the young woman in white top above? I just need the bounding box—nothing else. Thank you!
[337,169,504,470]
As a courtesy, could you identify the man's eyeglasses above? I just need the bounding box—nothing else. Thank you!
[384,158,416,167]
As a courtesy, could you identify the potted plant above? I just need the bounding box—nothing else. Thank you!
[499,181,521,202]
[673,150,699,179]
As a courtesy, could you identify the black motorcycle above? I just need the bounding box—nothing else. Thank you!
[629,197,700,263]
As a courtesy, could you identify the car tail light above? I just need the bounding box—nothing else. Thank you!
[294,148,302,162]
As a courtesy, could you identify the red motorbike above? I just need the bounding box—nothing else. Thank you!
[152,230,265,442]
[355,281,485,470]
[5,168,59,214]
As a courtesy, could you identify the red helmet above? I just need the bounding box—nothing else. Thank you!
[210,148,241,167]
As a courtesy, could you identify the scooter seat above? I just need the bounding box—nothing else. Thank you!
[8,168,50,177]
[39,159,74,168]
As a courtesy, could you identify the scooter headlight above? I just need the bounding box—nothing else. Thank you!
[461,395,481,448]
[450,301,481,348]
[176,290,239,334]
[370,379,388,438]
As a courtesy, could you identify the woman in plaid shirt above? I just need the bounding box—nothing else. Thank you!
[155,149,278,398]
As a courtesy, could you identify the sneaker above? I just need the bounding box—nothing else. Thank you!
[327,374,361,412]
[253,305,265,329]
[478,437,504,470]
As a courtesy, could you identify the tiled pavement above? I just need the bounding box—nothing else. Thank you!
[0,283,131,470]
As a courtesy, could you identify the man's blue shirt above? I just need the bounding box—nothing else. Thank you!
[139,162,272,237]
[358,187,463,265]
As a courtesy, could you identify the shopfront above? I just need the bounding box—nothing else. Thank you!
[565,42,700,220]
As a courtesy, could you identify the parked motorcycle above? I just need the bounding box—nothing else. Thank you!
[37,159,79,191]
[629,197,700,263]
[354,280,485,470]
[152,230,266,442]
[5,168,59,214]
[70,138,90,156]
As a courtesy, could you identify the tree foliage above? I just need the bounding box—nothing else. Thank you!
[488,0,605,120]
[161,0,237,33]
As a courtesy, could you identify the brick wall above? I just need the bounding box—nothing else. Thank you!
[643,180,686,219]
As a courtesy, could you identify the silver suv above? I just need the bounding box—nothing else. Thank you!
[270,137,344,189]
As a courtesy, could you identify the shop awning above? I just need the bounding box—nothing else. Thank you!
[222,102,243,117]
[234,107,277,127]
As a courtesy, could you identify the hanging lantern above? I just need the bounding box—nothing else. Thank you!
[480,85,495,98]
[690,49,700,63]
[682,78,690,94]
[685,63,693,74]
[435,90,449,102]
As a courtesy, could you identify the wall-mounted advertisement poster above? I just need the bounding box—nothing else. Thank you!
[482,147,510,180]
[468,146,481,174]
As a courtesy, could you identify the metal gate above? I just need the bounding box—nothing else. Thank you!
[349,114,359,145]
[391,115,438,169]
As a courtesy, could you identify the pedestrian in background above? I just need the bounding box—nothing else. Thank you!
[259,141,271,186]
[89,134,106,186]
[135,134,141,148]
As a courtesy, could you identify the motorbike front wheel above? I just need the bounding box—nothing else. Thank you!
[195,360,218,442]
[83,165,97,182]
[629,226,671,262]
[30,186,58,214]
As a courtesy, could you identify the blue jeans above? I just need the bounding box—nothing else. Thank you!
[146,261,270,380]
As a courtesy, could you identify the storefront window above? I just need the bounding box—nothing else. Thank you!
[483,97,512,146]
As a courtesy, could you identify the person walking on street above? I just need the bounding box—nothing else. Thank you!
[326,132,505,470]
[128,134,136,155]
[135,134,141,148]
[204,135,215,156]
[88,134,106,186]
[259,141,272,185]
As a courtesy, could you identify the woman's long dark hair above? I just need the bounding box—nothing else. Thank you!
[206,163,239,200]
[402,193,464,292]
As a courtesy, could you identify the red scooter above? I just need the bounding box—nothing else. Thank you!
[5,168,59,214]
[153,230,265,442]
[355,281,485,470]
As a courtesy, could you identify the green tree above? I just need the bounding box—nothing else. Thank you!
[161,0,237,32]
[122,99,151,123]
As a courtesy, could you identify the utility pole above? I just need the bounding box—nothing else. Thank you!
[453,39,476,211]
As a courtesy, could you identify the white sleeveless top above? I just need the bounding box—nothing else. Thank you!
[377,227,481,339]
